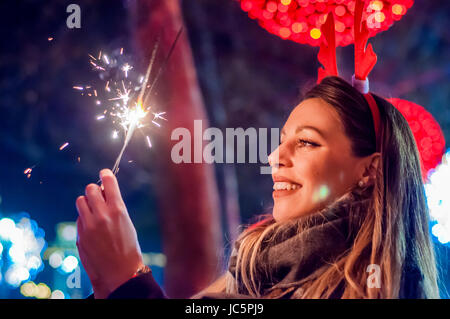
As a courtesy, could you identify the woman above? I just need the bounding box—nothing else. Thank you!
[75,76,440,299]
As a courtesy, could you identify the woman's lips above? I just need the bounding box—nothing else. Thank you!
[272,187,301,198]
[272,176,302,198]
[272,175,300,184]
[272,182,302,198]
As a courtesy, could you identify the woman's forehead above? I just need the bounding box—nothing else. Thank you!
[282,98,344,136]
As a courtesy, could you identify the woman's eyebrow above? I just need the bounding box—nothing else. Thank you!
[281,125,326,138]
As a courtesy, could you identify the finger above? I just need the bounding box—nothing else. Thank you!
[76,218,89,261]
[99,169,123,206]
[85,183,108,216]
[76,217,83,234]
[76,195,93,226]
[76,217,85,244]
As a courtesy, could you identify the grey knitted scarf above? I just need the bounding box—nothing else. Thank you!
[197,190,424,299]
[226,191,358,298]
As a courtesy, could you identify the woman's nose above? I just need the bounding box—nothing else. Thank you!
[269,143,291,168]
[268,148,280,168]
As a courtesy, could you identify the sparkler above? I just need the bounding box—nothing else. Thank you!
[75,28,183,176]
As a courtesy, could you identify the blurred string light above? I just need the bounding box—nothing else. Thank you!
[50,290,65,299]
[61,255,78,273]
[41,221,166,299]
[425,149,450,245]
[0,213,46,288]
[44,222,79,274]
[238,0,414,46]
[60,223,77,242]
[20,281,52,299]
[41,222,81,299]
[142,252,167,268]
[48,250,64,268]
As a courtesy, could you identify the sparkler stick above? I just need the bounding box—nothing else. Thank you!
[110,39,160,175]
[146,27,183,98]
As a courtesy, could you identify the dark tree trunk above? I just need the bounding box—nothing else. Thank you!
[130,0,223,298]
[182,0,241,249]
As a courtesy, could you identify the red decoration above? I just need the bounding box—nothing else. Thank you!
[388,98,446,182]
[238,0,414,47]
[354,0,377,80]
[317,13,338,83]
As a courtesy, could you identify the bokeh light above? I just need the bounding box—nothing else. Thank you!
[237,0,414,46]
[312,185,330,203]
[50,290,65,299]
[389,98,446,183]
[48,251,64,269]
[425,149,450,245]
[0,214,46,288]
[61,224,77,242]
[61,255,78,273]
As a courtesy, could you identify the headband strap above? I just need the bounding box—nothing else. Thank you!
[352,75,380,151]
[363,92,381,151]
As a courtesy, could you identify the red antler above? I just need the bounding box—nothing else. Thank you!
[354,0,377,80]
[317,12,338,83]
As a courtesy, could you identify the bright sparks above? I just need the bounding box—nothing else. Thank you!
[24,167,33,179]
[59,142,69,151]
[73,29,182,175]
[121,63,133,77]
[74,47,163,175]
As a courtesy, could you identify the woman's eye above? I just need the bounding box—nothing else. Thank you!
[297,139,317,147]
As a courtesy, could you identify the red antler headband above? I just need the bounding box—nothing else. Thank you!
[353,0,380,151]
[317,0,381,151]
[317,12,338,83]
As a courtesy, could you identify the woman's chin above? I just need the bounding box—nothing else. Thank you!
[273,200,317,221]
[273,206,301,222]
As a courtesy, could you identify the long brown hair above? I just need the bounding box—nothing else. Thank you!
[200,76,440,298]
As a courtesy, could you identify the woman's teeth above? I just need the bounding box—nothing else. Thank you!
[273,182,300,191]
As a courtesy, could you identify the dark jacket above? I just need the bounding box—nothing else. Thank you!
[97,271,345,299]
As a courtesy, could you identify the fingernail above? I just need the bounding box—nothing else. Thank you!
[100,169,109,178]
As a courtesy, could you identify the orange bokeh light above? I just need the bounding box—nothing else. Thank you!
[310,28,321,39]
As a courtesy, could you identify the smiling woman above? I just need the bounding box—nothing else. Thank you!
[219,76,440,298]
[269,95,380,222]
[75,76,440,299]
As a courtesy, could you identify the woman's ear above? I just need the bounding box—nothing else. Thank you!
[358,152,381,186]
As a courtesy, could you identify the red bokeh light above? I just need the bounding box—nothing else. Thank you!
[238,0,414,46]
[388,98,446,182]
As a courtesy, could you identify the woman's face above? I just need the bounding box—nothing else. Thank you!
[269,98,370,222]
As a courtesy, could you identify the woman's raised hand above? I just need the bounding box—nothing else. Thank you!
[75,168,144,298]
